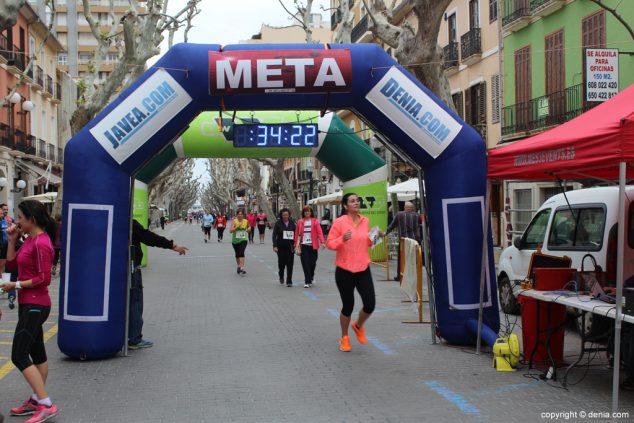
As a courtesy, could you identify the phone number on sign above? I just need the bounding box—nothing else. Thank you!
[541,411,630,420]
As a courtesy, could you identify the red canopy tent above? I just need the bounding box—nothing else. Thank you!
[488,83,634,180]
[487,83,634,413]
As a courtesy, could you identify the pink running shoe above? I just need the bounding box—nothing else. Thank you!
[10,398,38,416]
[25,404,58,423]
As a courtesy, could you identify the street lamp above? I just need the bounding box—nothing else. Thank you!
[11,179,26,193]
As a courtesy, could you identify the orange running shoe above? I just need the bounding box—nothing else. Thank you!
[339,336,351,352]
[352,322,368,345]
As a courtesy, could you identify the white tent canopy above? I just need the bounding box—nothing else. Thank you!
[308,191,342,206]
[388,178,419,195]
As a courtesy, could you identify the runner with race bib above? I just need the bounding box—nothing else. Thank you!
[230,209,250,276]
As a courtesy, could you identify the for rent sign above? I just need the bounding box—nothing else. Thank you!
[90,69,192,164]
[208,49,352,94]
[585,48,619,102]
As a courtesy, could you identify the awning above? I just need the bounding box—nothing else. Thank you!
[16,160,62,185]
[22,192,57,203]
[308,191,342,205]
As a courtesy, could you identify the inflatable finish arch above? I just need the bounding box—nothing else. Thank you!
[60,43,499,358]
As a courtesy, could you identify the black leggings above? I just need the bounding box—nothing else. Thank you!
[335,267,376,317]
[12,304,51,371]
[232,241,248,258]
[217,227,225,239]
[248,229,255,242]
[257,224,266,235]
[300,245,318,284]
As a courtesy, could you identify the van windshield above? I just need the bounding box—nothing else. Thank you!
[548,207,605,251]
[522,209,551,249]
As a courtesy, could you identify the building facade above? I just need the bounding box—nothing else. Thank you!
[0,2,66,214]
[499,0,634,245]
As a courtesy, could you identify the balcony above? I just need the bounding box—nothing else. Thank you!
[43,76,53,98]
[0,33,8,64]
[31,65,44,91]
[38,139,47,159]
[46,75,55,97]
[502,0,531,32]
[6,46,26,74]
[501,83,599,137]
[26,135,37,156]
[530,0,565,17]
[58,147,64,164]
[48,143,56,162]
[443,42,459,74]
[0,123,11,148]
[14,130,28,153]
[351,14,372,43]
[460,28,481,65]
[52,82,62,104]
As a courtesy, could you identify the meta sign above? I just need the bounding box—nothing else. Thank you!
[209,49,352,94]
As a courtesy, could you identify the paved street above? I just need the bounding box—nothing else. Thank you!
[1,220,633,422]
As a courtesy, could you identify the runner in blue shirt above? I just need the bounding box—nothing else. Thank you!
[202,211,214,243]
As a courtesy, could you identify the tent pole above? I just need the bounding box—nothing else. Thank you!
[476,180,492,355]
[418,170,437,344]
[612,161,626,414]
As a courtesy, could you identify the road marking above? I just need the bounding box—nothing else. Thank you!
[0,341,12,345]
[303,291,319,301]
[424,380,484,420]
[366,336,396,355]
[327,308,339,318]
[0,329,14,332]
[0,324,57,381]
[470,380,540,396]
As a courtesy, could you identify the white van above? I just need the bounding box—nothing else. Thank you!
[497,186,634,314]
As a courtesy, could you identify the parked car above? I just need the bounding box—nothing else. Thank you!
[497,186,634,320]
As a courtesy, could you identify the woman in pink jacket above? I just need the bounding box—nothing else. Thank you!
[294,206,325,288]
[326,193,382,352]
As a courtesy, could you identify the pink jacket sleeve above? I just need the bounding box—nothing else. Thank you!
[326,218,344,251]
[313,219,325,245]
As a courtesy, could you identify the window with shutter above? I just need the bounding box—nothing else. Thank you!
[464,88,472,125]
[489,0,498,22]
[491,74,500,124]
[545,29,565,125]
[515,45,531,131]
[477,82,487,140]
[452,92,464,119]
[582,10,605,49]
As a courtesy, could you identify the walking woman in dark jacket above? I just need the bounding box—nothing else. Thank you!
[272,208,296,287]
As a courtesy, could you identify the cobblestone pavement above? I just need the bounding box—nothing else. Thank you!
[0,221,633,422]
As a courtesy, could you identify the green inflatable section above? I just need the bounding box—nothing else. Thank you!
[135,112,389,261]
[133,180,149,267]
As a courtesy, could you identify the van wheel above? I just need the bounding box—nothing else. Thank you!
[498,276,520,315]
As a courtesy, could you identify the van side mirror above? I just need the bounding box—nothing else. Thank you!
[513,236,522,249]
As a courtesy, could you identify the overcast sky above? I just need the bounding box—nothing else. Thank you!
[148,0,330,185]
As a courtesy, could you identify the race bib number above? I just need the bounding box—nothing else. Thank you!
[303,233,312,244]
[258,220,265,225]
[217,224,224,228]
[236,230,248,240]
[283,231,294,240]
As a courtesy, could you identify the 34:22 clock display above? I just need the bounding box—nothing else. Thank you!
[233,123,318,148]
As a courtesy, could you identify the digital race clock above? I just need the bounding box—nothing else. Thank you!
[233,123,318,148]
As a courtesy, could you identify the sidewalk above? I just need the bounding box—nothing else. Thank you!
[0,221,632,422]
